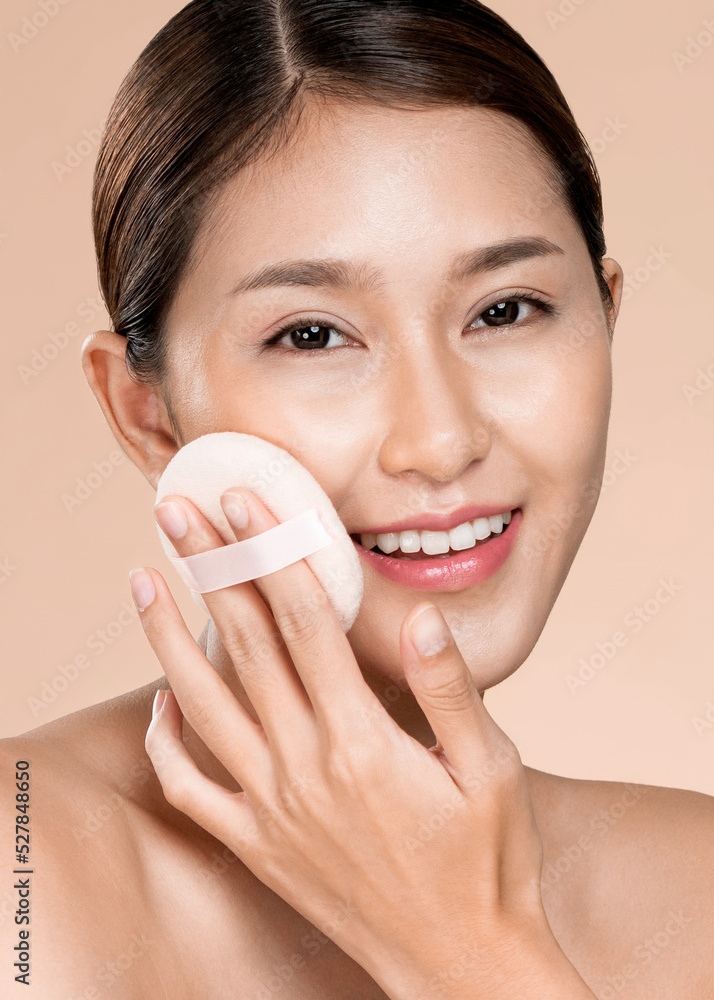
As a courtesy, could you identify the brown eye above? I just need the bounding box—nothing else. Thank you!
[287,324,333,349]
[478,299,538,328]
[263,320,349,352]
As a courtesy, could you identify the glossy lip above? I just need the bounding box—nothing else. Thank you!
[350,502,517,537]
[353,508,522,591]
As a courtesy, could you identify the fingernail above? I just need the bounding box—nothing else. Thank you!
[152,689,167,717]
[221,490,249,530]
[153,501,188,540]
[129,568,156,611]
[410,604,449,657]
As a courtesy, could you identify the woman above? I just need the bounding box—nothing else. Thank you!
[3,1,713,996]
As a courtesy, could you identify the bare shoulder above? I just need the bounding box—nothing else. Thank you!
[528,767,714,997]
[0,689,180,997]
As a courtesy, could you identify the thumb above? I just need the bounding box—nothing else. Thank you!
[401,602,497,777]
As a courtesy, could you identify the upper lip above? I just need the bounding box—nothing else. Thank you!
[350,504,518,537]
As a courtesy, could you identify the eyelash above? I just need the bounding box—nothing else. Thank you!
[258,291,557,355]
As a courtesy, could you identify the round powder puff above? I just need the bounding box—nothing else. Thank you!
[154,431,363,632]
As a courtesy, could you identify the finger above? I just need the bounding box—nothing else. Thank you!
[145,688,260,856]
[217,487,384,742]
[131,564,271,796]
[153,493,315,753]
[400,602,519,786]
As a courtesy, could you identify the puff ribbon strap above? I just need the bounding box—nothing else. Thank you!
[167,507,333,595]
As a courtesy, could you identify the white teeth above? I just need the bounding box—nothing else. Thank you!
[449,520,476,551]
[473,517,491,540]
[421,531,451,555]
[359,510,514,555]
[375,531,400,554]
[398,530,421,552]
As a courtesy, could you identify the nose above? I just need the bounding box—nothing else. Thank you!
[377,336,492,483]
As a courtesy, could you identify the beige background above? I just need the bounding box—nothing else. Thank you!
[1,0,712,794]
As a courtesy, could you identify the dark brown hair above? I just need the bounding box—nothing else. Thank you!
[92,0,613,417]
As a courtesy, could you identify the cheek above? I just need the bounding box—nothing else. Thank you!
[482,330,612,497]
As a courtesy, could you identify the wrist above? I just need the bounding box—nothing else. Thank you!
[378,922,597,1000]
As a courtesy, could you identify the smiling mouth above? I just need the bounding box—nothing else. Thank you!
[349,509,517,561]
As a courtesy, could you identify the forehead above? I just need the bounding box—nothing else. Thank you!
[186,99,577,294]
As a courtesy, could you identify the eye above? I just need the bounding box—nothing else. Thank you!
[258,292,555,355]
[259,319,350,354]
[469,293,555,331]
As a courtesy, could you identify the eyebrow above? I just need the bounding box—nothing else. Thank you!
[227,236,565,296]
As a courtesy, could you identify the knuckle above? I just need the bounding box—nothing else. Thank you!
[161,777,191,814]
[482,742,525,800]
[144,725,175,766]
[325,745,369,787]
[273,603,323,648]
[289,770,318,798]
[459,735,524,803]
[276,782,302,814]
[424,671,478,711]
[271,768,319,817]
[221,622,278,675]
[491,736,524,787]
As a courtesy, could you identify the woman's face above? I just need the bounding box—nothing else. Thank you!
[160,100,621,694]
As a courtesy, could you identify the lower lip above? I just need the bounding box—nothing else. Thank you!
[352,508,522,591]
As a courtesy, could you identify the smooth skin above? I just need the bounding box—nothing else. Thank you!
[2,100,713,998]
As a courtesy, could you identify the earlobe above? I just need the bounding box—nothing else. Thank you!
[80,329,180,489]
[602,257,624,328]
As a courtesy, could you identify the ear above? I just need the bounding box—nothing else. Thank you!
[601,257,624,335]
[80,330,180,490]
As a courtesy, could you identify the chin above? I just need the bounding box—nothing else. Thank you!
[347,576,551,696]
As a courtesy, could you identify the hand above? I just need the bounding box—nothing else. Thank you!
[135,487,594,1000]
